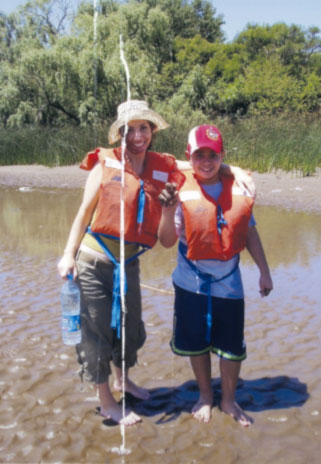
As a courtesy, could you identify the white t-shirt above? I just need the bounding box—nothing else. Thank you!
[172,181,255,299]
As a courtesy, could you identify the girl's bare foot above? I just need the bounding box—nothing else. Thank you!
[192,399,212,423]
[220,400,253,427]
[100,404,142,426]
[113,378,150,400]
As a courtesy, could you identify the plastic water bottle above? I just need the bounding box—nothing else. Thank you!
[61,274,81,345]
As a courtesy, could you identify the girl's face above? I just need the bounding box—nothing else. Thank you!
[123,120,153,155]
[190,147,223,184]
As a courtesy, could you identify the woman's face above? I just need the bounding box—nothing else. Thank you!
[123,120,153,156]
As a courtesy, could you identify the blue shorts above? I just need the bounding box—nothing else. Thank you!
[170,283,246,361]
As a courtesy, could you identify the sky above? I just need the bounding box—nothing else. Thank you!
[213,0,321,41]
[1,0,320,42]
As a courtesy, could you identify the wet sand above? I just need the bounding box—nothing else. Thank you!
[0,164,320,213]
[0,167,320,463]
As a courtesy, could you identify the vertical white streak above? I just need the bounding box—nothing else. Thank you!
[93,0,99,146]
[119,34,130,449]
[120,36,131,103]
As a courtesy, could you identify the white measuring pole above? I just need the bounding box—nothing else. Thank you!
[93,0,99,146]
[119,33,131,451]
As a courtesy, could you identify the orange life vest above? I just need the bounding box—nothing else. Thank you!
[80,147,185,248]
[180,172,254,261]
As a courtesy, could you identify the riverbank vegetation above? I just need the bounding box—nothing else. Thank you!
[2,115,320,175]
[1,0,321,173]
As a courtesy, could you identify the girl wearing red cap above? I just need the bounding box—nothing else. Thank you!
[158,124,273,427]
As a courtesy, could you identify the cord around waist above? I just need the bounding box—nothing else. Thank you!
[78,244,111,263]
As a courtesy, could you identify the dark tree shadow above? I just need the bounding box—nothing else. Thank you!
[121,375,309,425]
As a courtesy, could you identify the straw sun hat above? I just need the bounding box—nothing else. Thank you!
[108,100,169,144]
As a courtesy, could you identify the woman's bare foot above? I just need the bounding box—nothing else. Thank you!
[192,399,212,423]
[100,404,141,426]
[113,378,150,400]
[220,400,253,427]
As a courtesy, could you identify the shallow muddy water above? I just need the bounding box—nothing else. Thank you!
[0,186,320,464]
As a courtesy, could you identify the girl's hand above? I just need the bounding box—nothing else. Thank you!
[159,182,178,208]
[259,273,273,297]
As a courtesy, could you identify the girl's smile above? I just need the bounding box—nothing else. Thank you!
[191,148,223,184]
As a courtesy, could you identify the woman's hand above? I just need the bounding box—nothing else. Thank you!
[57,252,77,280]
[220,164,256,198]
[232,166,256,198]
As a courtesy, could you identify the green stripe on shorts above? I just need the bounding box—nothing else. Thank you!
[212,347,247,361]
[170,340,212,357]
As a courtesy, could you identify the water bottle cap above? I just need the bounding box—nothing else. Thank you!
[67,274,73,281]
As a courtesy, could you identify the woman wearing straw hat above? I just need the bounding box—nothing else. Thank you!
[57,100,254,426]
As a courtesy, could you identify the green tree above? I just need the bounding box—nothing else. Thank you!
[240,56,303,114]
[1,1,321,128]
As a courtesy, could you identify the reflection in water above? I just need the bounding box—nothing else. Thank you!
[0,186,320,464]
[1,187,83,258]
[1,187,320,268]
[247,205,321,268]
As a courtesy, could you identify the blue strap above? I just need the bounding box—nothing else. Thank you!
[137,180,146,224]
[178,241,239,343]
[88,228,149,338]
[216,204,227,235]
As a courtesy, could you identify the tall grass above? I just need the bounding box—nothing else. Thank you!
[0,125,111,167]
[219,115,321,176]
[1,115,320,175]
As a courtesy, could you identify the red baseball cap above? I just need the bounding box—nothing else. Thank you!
[185,125,224,158]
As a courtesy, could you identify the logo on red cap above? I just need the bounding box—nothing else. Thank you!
[206,127,219,141]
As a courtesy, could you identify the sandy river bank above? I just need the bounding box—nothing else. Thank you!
[0,164,320,213]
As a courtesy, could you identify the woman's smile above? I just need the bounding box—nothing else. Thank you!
[125,120,153,155]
